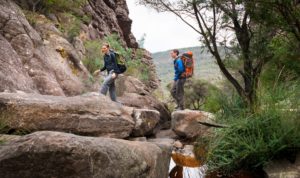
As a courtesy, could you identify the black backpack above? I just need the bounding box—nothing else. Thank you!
[114,51,127,74]
[110,50,127,74]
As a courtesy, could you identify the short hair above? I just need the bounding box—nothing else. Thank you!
[103,43,110,48]
[172,49,179,56]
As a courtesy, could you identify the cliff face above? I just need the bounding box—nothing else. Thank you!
[85,0,138,48]
[0,0,159,96]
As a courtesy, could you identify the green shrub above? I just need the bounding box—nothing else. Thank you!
[104,34,132,60]
[42,0,86,13]
[82,40,103,74]
[206,109,300,174]
[183,79,222,112]
[201,81,300,174]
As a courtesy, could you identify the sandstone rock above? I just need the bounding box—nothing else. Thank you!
[116,75,169,129]
[171,110,215,139]
[155,129,179,139]
[0,1,90,96]
[84,0,138,48]
[131,109,160,137]
[0,92,134,138]
[116,75,151,96]
[0,131,171,178]
[119,92,171,129]
[0,134,21,143]
[173,140,184,149]
[147,138,175,149]
[264,154,300,178]
[129,137,147,142]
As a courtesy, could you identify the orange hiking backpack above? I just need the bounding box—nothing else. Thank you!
[180,51,194,78]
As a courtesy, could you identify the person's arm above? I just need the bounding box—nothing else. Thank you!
[100,66,106,72]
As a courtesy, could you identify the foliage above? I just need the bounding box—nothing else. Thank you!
[138,0,272,109]
[59,13,82,41]
[104,34,132,60]
[28,0,87,13]
[82,40,103,74]
[184,79,221,111]
[201,81,300,174]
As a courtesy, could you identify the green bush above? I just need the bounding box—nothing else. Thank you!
[42,0,86,13]
[104,34,132,60]
[82,40,103,74]
[202,81,300,174]
[206,109,300,174]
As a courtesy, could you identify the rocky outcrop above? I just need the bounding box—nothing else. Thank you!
[131,109,160,137]
[0,0,90,95]
[0,131,171,178]
[0,92,134,138]
[171,110,215,139]
[84,0,138,48]
[116,75,171,129]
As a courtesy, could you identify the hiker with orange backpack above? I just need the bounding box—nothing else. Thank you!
[170,49,186,110]
[170,49,194,110]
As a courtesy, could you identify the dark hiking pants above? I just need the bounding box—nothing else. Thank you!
[171,78,186,109]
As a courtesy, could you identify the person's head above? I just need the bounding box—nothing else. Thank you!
[170,49,179,59]
[101,43,110,54]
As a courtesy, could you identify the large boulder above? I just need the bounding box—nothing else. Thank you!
[171,110,215,139]
[120,92,171,129]
[0,92,134,138]
[131,109,160,137]
[116,75,171,129]
[0,131,171,178]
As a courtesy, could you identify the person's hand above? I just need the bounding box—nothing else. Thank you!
[111,73,117,79]
[93,69,100,76]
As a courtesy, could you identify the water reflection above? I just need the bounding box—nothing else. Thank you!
[169,158,207,178]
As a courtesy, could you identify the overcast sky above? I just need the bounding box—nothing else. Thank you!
[126,1,200,53]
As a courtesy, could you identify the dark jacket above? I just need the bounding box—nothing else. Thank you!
[174,57,185,81]
[100,51,120,73]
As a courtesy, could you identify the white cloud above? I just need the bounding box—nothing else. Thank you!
[127,0,200,53]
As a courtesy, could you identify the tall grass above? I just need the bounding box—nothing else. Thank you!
[198,81,300,174]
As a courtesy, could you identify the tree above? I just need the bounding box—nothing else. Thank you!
[138,0,276,110]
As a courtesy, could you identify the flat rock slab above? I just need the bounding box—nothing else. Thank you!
[0,92,134,138]
[0,131,171,178]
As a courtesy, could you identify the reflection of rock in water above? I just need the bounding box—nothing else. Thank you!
[169,165,183,178]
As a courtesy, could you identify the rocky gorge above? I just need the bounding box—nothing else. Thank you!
[1,0,298,178]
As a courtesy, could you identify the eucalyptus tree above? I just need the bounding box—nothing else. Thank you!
[138,0,278,110]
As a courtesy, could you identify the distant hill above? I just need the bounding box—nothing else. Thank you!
[151,46,224,88]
